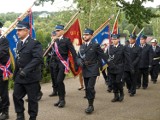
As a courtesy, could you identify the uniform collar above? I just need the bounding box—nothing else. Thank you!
[58,35,63,40]
[21,34,29,44]
[114,43,119,48]
[130,43,135,47]
[85,40,91,46]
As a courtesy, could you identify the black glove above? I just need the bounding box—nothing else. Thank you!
[75,64,79,72]
[77,58,83,67]
[148,66,152,72]
[130,69,135,75]
[19,70,26,79]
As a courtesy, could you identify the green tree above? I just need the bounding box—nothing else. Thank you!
[37,0,160,28]
[3,21,12,27]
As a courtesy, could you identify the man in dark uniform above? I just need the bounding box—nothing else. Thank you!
[137,35,152,89]
[77,28,107,114]
[52,25,78,108]
[0,22,11,120]
[123,34,141,96]
[13,21,43,120]
[48,31,58,97]
[150,39,160,84]
[106,34,133,102]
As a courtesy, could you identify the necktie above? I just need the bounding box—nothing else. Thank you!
[141,45,144,48]
[153,46,156,52]
[130,44,132,48]
[21,41,23,47]
[85,43,88,49]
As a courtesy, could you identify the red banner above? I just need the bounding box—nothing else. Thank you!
[112,20,118,34]
[64,19,82,76]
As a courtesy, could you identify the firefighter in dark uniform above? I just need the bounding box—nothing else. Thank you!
[106,34,133,102]
[77,28,107,114]
[52,25,78,108]
[137,35,152,89]
[13,21,43,120]
[123,34,141,96]
[150,39,160,84]
[48,31,59,97]
[0,22,11,120]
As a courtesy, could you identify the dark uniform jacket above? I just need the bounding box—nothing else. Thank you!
[52,36,77,62]
[124,44,141,71]
[0,37,11,79]
[77,42,107,78]
[106,44,132,74]
[13,36,43,84]
[151,45,160,65]
[139,44,152,69]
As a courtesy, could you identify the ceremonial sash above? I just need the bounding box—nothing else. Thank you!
[54,42,70,74]
[0,58,13,80]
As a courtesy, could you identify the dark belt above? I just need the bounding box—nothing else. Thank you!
[19,67,39,72]
[83,61,97,66]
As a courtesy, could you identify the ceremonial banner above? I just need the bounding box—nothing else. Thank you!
[112,9,120,35]
[6,10,36,60]
[64,19,82,76]
[92,24,110,70]
[136,28,144,45]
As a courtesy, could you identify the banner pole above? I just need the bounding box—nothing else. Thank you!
[92,14,114,38]
[1,0,36,38]
[43,10,80,57]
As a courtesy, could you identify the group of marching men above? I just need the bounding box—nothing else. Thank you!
[104,34,160,99]
[0,20,160,120]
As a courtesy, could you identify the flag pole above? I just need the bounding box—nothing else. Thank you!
[0,0,37,70]
[1,0,37,38]
[137,27,144,37]
[43,10,80,57]
[111,9,121,34]
[64,10,81,30]
[92,14,114,38]
[132,25,137,34]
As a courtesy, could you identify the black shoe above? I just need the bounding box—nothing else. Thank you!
[49,92,58,97]
[143,87,147,89]
[85,106,94,114]
[119,92,124,102]
[130,93,135,97]
[136,86,140,89]
[0,113,9,120]
[54,101,60,107]
[111,93,119,102]
[29,117,36,120]
[153,81,157,84]
[111,97,119,102]
[107,88,112,93]
[58,100,66,108]
[37,91,43,101]
[16,113,25,120]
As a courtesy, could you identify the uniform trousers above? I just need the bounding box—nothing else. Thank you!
[0,79,10,112]
[52,60,66,97]
[150,64,159,82]
[109,73,123,93]
[13,82,39,118]
[84,76,97,100]
[137,68,149,88]
[123,71,137,94]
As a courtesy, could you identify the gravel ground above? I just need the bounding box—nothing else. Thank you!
[8,75,160,120]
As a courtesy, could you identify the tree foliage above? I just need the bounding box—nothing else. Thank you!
[37,0,160,28]
[117,0,160,28]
